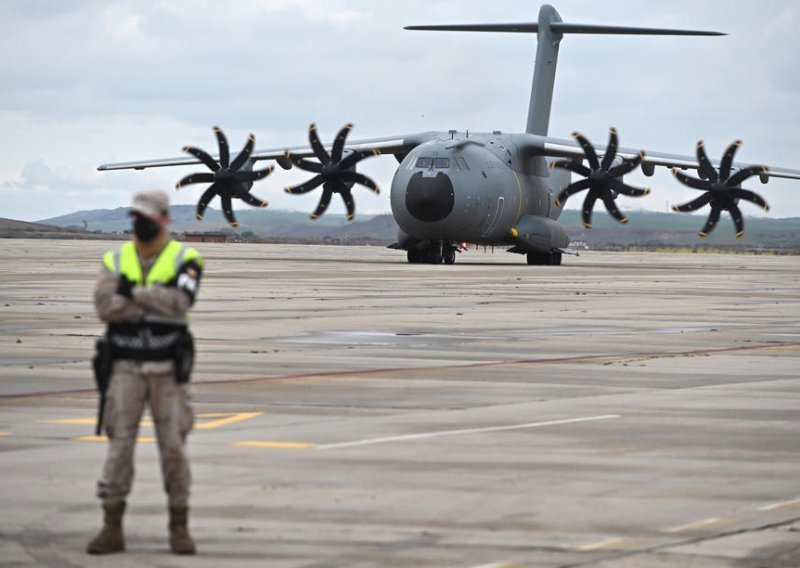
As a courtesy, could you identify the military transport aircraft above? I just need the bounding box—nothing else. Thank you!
[98,4,800,265]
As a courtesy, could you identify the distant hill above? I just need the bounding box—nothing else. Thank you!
[26,207,800,250]
[36,206,401,243]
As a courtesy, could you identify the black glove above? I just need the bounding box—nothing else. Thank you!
[116,276,136,299]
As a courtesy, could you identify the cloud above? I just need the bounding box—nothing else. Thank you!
[0,0,798,222]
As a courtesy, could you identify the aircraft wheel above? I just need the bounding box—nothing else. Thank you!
[554,252,562,265]
[443,248,456,265]
[407,249,422,264]
[526,253,542,265]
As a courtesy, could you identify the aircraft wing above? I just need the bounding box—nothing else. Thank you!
[533,134,800,180]
[96,131,438,171]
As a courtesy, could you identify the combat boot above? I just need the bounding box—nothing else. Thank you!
[86,500,125,554]
[168,505,196,554]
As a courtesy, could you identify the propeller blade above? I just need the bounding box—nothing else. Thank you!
[196,184,218,220]
[607,178,651,198]
[308,123,330,164]
[238,191,269,209]
[698,203,722,237]
[572,132,600,170]
[214,126,230,169]
[176,172,215,189]
[581,191,599,229]
[600,191,628,224]
[285,152,324,173]
[183,146,219,172]
[229,133,255,172]
[285,175,324,195]
[339,149,381,170]
[672,192,713,213]
[235,165,275,183]
[341,188,356,220]
[220,194,238,227]
[338,170,380,193]
[718,139,741,181]
[549,159,591,178]
[727,199,745,237]
[730,188,770,211]
[695,141,718,183]
[672,168,711,191]
[600,127,619,171]
[727,165,768,187]
[310,186,334,219]
[554,178,591,208]
[331,123,353,163]
[606,152,644,178]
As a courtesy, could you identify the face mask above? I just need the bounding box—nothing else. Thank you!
[133,215,161,242]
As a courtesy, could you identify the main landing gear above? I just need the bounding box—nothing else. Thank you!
[527,251,562,265]
[407,242,457,264]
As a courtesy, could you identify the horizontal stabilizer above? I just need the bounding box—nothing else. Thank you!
[405,23,724,36]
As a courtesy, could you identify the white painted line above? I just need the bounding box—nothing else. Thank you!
[316,414,621,450]
[759,498,800,511]
[663,517,723,533]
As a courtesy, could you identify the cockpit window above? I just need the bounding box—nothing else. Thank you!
[414,157,450,169]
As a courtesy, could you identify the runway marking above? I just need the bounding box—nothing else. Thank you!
[73,435,156,443]
[232,441,315,449]
[468,562,526,568]
[577,538,628,551]
[315,415,621,450]
[0,432,10,437]
[759,498,800,511]
[195,412,263,430]
[663,516,723,533]
[45,412,262,431]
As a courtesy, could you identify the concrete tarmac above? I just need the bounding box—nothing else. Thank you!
[1,239,799,567]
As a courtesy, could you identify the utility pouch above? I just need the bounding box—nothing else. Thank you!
[93,336,114,435]
[173,331,195,385]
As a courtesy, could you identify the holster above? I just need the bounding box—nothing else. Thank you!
[173,331,195,385]
[92,336,114,435]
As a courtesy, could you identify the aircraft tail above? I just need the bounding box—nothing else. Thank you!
[405,4,724,137]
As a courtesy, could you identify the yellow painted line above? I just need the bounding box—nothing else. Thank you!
[44,418,96,425]
[577,538,628,551]
[195,412,263,430]
[759,498,800,512]
[0,432,10,437]
[663,517,723,533]
[232,441,315,449]
[73,436,156,443]
[46,412,262,431]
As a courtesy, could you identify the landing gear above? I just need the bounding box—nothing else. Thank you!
[526,251,562,266]
[407,242,458,265]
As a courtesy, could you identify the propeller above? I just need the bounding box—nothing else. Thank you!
[672,140,769,238]
[176,126,273,227]
[550,128,650,228]
[284,123,381,220]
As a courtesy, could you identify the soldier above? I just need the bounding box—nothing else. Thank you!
[87,189,203,555]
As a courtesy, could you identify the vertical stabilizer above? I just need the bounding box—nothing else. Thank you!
[526,5,562,136]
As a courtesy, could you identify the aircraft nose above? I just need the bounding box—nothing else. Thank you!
[405,172,455,222]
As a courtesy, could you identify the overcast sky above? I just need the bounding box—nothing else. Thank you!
[1,0,798,222]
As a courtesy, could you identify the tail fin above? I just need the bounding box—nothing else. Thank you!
[405,4,724,136]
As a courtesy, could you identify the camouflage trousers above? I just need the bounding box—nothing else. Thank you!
[96,360,194,506]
